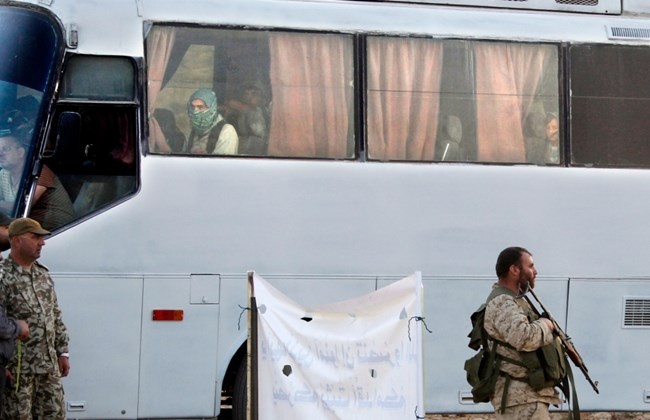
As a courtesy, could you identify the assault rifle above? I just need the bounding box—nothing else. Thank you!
[525,289,600,394]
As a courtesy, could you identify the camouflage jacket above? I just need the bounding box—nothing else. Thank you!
[483,285,562,409]
[0,255,69,375]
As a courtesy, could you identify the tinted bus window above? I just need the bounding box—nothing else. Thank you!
[61,56,135,101]
[570,45,650,168]
[366,37,559,164]
[147,26,355,159]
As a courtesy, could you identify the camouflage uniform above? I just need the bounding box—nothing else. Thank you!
[483,285,562,418]
[0,255,69,420]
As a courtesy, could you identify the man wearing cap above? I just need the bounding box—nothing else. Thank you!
[0,217,69,419]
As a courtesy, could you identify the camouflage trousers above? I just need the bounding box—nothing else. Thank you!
[496,402,551,420]
[1,372,65,420]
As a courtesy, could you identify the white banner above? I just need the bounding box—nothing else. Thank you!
[253,272,424,419]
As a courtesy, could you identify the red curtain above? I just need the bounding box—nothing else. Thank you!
[474,43,552,162]
[366,37,443,161]
[146,27,176,153]
[267,33,353,158]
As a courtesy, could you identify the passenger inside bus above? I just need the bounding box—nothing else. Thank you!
[0,120,28,213]
[29,163,76,231]
[545,112,560,164]
[524,111,548,164]
[0,111,75,230]
[185,89,238,155]
[524,111,560,165]
[226,81,269,155]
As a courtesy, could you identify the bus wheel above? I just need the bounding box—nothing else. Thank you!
[231,357,247,420]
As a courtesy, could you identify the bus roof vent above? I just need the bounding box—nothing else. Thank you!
[623,297,650,328]
[608,26,650,41]
[387,0,621,15]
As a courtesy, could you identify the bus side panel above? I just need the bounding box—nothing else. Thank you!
[138,276,220,418]
[567,279,650,410]
[56,275,143,419]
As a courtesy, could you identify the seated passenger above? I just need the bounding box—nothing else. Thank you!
[186,89,238,155]
[524,112,548,164]
[0,112,74,229]
[29,164,75,231]
[235,82,269,155]
[0,123,28,213]
[525,111,560,165]
[545,112,560,164]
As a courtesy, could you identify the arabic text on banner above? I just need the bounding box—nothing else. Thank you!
[252,272,424,419]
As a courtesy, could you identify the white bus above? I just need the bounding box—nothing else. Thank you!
[1,0,650,418]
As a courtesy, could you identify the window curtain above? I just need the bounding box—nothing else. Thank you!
[473,43,551,162]
[366,37,443,161]
[146,26,176,153]
[267,33,353,158]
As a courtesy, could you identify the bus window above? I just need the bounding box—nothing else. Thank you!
[147,25,355,159]
[366,37,559,164]
[39,55,138,230]
[570,44,650,168]
[44,105,137,226]
[61,56,135,101]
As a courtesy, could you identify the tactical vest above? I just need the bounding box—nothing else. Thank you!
[464,287,571,412]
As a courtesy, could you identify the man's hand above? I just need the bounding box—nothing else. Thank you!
[58,355,70,377]
[15,320,29,340]
[540,317,555,332]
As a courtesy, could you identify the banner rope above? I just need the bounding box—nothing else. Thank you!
[408,316,432,341]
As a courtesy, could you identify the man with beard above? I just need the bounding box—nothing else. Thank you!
[483,247,562,419]
[185,89,238,155]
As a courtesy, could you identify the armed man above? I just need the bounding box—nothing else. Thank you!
[483,247,567,419]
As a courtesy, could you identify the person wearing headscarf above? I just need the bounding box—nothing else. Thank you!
[185,89,238,155]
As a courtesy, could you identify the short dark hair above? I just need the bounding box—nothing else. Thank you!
[495,246,531,279]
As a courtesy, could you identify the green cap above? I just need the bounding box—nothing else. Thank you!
[8,217,50,237]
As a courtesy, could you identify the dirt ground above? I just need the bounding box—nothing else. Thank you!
[216,412,650,419]
[425,414,650,420]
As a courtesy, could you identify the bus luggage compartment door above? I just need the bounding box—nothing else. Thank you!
[138,275,220,418]
[56,274,143,419]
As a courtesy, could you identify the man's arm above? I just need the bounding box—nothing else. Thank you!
[485,294,554,352]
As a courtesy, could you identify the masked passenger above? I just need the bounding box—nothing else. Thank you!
[185,89,238,155]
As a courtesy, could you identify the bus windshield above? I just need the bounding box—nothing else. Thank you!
[0,6,63,218]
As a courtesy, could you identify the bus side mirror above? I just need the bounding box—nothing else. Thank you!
[42,111,81,158]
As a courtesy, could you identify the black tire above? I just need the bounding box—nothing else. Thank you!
[231,357,247,420]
